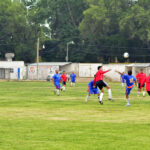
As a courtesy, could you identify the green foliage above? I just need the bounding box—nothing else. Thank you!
[1,0,150,63]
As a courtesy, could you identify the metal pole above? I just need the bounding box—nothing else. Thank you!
[66,43,69,62]
[37,37,40,80]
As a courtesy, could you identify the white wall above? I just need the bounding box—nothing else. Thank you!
[28,65,59,80]
[103,64,127,81]
[60,63,79,76]
[0,61,25,80]
[79,63,102,77]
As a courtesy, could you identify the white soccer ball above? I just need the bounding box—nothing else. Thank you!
[123,52,129,58]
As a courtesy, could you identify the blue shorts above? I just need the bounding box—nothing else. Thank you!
[55,83,61,89]
[122,79,125,83]
[71,80,75,83]
[126,87,133,96]
[89,89,99,95]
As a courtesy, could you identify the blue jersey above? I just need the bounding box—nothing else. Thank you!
[52,74,61,84]
[70,73,76,82]
[124,74,136,88]
[88,80,98,90]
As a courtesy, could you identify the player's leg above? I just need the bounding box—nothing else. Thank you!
[105,84,112,100]
[62,82,66,91]
[142,84,145,97]
[73,81,75,87]
[138,83,141,96]
[147,91,150,96]
[70,81,73,87]
[85,88,92,103]
[99,88,104,104]
[56,84,61,96]
[125,88,132,106]
[97,90,100,101]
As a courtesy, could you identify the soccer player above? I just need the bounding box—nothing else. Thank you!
[145,71,150,96]
[120,72,125,87]
[136,69,146,96]
[116,70,136,106]
[52,70,61,96]
[85,79,100,103]
[94,66,112,104]
[70,72,76,87]
[61,71,67,91]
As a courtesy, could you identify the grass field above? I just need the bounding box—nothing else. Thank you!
[0,81,150,150]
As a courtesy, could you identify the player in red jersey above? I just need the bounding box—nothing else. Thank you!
[61,71,67,91]
[94,66,112,104]
[136,69,146,96]
[145,72,150,96]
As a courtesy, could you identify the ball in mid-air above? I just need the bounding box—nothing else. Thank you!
[123,52,129,58]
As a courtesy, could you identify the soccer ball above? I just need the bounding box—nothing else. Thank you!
[123,52,129,58]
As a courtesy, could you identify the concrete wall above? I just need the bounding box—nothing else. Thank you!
[103,64,127,81]
[60,63,79,76]
[0,61,26,80]
[61,63,126,81]
[27,65,59,80]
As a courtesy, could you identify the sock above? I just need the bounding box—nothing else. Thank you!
[71,82,73,86]
[57,89,59,95]
[122,83,124,87]
[143,91,145,96]
[73,83,75,87]
[138,91,140,95]
[86,95,89,102]
[108,89,112,99]
[99,93,103,102]
[127,99,130,105]
[63,86,65,91]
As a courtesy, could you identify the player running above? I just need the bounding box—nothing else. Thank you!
[136,69,146,96]
[85,79,100,103]
[145,71,150,96]
[52,70,61,96]
[61,71,67,91]
[94,66,112,105]
[120,72,125,87]
[116,70,136,106]
[70,72,76,87]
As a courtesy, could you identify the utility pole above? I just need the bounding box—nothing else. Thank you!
[36,37,40,80]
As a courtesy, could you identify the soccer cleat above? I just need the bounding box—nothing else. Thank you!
[125,104,131,107]
[108,98,114,101]
[99,101,103,105]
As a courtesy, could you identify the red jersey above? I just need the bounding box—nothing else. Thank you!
[61,74,67,82]
[136,72,146,84]
[94,69,110,85]
[146,75,150,91]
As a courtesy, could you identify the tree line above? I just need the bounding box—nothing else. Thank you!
[0,0,150,63]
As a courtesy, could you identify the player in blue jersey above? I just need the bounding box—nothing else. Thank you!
[70,72,76,87]
[120,72,125,87]
[52,70,61,96]
[85,79,100,103]
[116,70,136,106]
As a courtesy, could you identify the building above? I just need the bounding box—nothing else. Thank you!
[0,61,26,80]
[125,63,150,76]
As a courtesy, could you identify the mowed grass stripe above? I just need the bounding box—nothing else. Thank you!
[0,81,150,150]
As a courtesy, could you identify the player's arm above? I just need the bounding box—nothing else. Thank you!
[87,86,90,92]
[52,75,55,84]
[102,69,111,74]
[115,70,124,76]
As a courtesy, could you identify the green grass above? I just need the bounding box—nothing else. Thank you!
[0,81,150,150]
